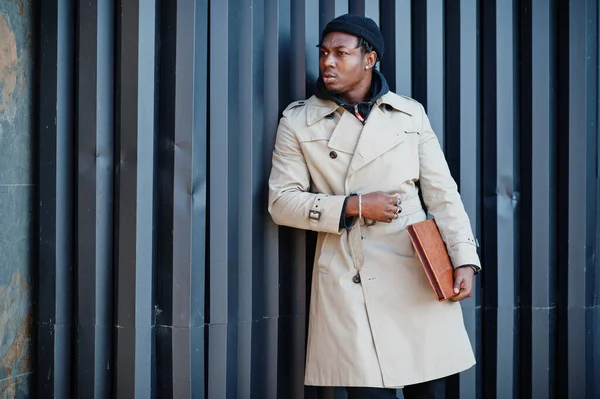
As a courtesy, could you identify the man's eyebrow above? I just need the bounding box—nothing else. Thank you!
[316,44,351,50]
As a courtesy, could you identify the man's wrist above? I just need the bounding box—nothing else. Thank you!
[345,195,359,217]
[457,264,479,274]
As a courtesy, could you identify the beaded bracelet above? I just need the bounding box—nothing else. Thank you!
[358,194,362,220]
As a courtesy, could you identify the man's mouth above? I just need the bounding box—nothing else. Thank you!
[322,73,336,83]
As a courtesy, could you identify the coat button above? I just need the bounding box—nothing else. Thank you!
[352,274,361,284]
[329,151,337,159]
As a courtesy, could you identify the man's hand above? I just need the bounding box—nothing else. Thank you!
[450,266,475,302]
[346,191,400,223]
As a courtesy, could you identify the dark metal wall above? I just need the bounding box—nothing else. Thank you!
[33,0,600,398]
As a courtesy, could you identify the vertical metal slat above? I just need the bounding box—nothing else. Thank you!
[566,1,589,398]
[495,2,517,397]
[75,0,114,396]
[37,0,75,396]
[114,0,157,396]
[208,0,232,396]
[458,0,481,396]
[530,0,556,397]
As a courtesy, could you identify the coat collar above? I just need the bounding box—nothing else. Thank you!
[376,92,414,116]
[314,69,390,122]
[306,92,413,126]
[306,96,339,126]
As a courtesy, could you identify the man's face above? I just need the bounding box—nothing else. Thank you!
[319,32,373,96]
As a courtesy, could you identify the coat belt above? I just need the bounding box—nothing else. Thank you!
[347,196,423,274]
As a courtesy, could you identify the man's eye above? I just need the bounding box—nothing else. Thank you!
[338,51,348,56]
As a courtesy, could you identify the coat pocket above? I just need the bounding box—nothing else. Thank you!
[317,233,336,274]
[404,130,421,139]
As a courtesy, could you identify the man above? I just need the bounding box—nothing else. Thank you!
[268,14,481,399]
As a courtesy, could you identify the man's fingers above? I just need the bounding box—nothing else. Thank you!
[453,276,463,294]
[451,287,470,301]
[380,210,398,222]
[451,280,473,302]
[450,290,469,302]
[462,277,473,295]
[450,267,475,302]
[378,215,393,223]
[387,193,401,204]
[455,287,472,301]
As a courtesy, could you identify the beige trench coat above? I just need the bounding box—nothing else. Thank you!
[268,91,481,388]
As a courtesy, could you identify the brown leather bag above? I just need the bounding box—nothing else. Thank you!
[406,219,455,301]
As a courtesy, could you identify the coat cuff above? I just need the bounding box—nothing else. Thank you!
[308,194,348,234]
[339,195,357,230]
[456,264,480,275]
[448,242,481,270]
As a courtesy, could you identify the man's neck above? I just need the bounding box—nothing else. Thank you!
[339,74,373,104]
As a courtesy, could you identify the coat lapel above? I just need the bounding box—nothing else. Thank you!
[347,105,404,176]
[327,111,363,154]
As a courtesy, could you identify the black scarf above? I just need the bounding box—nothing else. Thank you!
[315,69,390,123]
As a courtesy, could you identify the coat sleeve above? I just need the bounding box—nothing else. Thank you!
[417,104,482,270]
[268,115,347,234]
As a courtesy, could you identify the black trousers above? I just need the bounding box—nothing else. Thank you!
[345,377,446,399]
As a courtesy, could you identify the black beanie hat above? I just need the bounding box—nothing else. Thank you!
[321,14,384,61]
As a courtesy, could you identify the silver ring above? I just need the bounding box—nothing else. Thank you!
[396,197,401,207]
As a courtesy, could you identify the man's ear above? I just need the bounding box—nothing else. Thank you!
[368,51,377,67]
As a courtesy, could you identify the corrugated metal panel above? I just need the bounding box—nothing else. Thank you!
[530,0,554,396]
[37,0,75,396]
[75,0,114,396]
[456,2,480,398]
[33,0,600,398]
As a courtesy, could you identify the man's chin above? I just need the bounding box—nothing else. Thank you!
[323,82,340,93]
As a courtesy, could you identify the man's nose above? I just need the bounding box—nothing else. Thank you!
[322,53,335,68]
